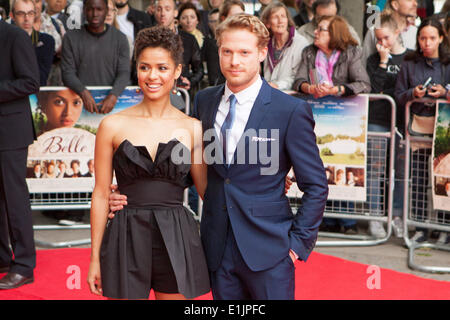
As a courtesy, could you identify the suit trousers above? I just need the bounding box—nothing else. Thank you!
[210,223,295,300]
[0,147,36,277]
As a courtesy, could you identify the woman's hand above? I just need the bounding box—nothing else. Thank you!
[413,84,427,99]
[375,43,390,65]
[87,260,102,296]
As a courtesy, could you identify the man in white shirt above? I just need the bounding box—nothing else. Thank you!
[115,0,154,56]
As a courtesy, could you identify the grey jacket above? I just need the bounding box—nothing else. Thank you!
[293,44,371,96]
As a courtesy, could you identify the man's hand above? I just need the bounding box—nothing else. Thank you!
[289,250,297,264]
[268,82,279,89]
[177,76,191,91]
[108,184,127,219]
[80,89,98,113]
[99,94,117,114]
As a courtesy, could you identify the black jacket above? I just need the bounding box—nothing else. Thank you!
[293,3,311,28]
[128,6,155,84]
[0,20,40,151]
[179,29,204,89]
[202,36,225,86]
[127,6,155,39]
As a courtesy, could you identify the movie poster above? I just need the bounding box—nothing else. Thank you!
[287,95,369,201]
[26,86,143,193]
[432,100,450,211]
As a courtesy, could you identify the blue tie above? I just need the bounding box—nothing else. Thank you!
[221,94,237,165]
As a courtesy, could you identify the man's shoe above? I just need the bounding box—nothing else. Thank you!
[0,272,34,290]
[0,266,9,273]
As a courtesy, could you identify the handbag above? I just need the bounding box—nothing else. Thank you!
[409,112,435,136]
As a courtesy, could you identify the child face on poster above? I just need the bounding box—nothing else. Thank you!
[39,89,84,131]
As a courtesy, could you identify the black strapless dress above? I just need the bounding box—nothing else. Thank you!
[100,139,210,299]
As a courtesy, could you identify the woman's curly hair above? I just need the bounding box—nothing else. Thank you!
[134,26,184,66]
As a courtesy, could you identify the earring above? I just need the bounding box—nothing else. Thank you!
[172,79,178,94]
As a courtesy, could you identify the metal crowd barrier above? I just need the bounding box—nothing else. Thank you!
[32,88,192,247]
[403,98,450,273]
[287,94,397,247]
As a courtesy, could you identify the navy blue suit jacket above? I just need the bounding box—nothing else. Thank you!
[192,79,328,272]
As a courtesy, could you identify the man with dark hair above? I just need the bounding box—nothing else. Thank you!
[114,0,154,84]
[297,0,360,45]
[114,0,154,51]
[0,18,40,290]
[45,0,70,29]
[61,0,130,114]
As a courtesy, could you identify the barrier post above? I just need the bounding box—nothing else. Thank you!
[403,98,450,273]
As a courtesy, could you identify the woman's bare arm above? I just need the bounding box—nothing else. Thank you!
[189,119,207,200]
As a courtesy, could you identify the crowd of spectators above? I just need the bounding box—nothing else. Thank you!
[1,0,449,241]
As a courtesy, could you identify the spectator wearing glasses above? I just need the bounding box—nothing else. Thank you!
[10,0,55,86]
[293,15,370,98]
[293,15,370,234]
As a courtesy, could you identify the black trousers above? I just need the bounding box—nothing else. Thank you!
[0,147,35,277]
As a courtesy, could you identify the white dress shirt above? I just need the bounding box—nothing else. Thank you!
[214,76,263,164]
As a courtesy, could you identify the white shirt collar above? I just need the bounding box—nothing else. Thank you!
[223,76,263,105]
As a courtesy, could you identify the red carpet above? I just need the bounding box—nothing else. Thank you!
[0,248,448,300]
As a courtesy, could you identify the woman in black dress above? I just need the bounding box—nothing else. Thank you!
[87,26,209,300]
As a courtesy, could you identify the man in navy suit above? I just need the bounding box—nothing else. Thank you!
[192,14,328,300]
[109,14,328,300]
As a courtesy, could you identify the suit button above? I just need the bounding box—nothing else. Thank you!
[225,178,231,184]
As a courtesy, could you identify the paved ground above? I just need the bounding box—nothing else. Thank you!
[32,210,450,282]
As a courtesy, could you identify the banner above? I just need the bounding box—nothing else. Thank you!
[288,95,369,201]
[26,86,143,193]
[432,100,450,211]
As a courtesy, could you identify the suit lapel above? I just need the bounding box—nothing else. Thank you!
[206,85,225,131]
[204,85,228,177]
[229,80,272,168]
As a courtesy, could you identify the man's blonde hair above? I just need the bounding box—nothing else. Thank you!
[215,13,270,49]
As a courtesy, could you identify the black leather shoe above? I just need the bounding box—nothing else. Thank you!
[0,272,34,290]
[0,266,9,273]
